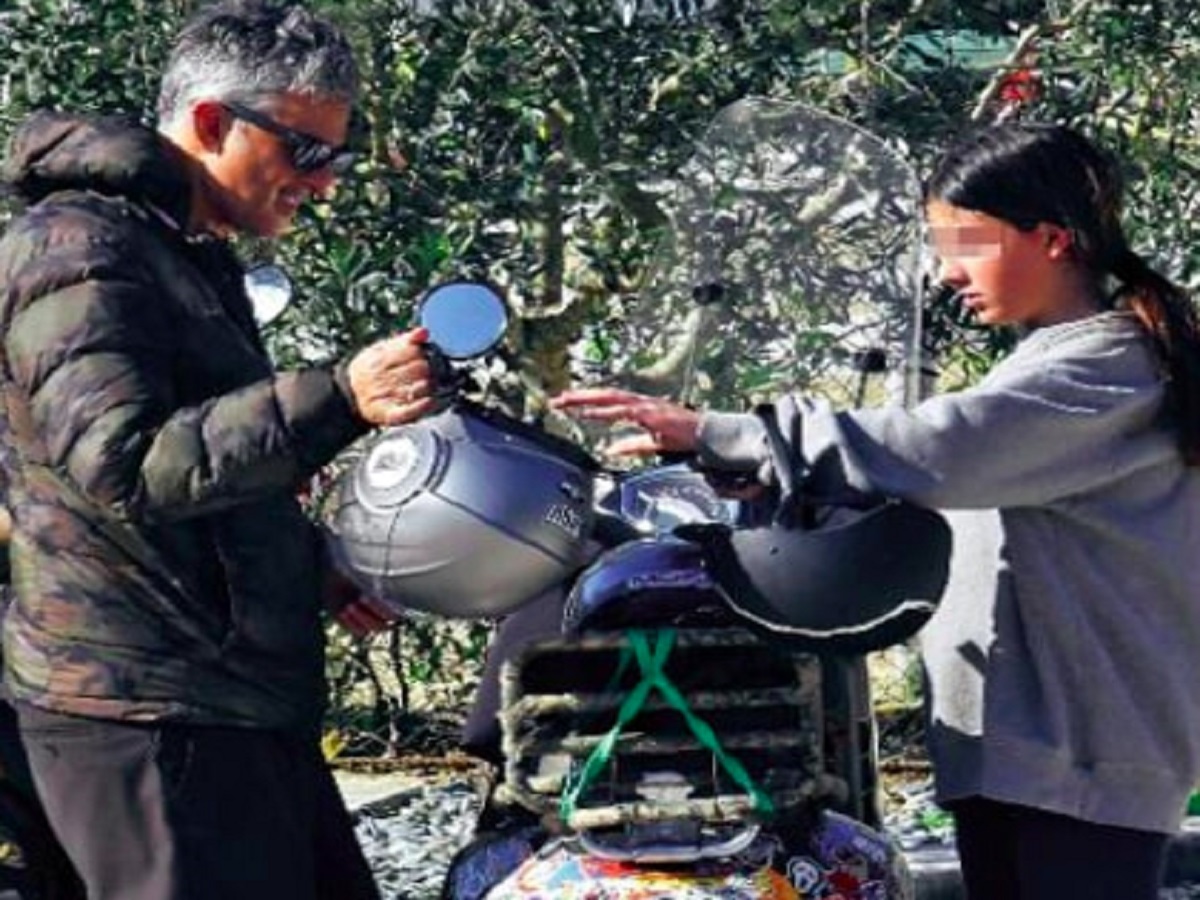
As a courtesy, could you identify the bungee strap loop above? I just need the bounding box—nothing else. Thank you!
[559,628,775,824]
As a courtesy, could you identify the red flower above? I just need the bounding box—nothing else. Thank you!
[998,68,1040,105]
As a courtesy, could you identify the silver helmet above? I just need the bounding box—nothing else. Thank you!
[323,402,598,619]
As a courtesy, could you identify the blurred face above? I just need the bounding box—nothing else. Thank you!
[194,92,352,238]
[925,200,1089,329]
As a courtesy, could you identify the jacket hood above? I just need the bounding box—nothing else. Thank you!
[2,111,191,227]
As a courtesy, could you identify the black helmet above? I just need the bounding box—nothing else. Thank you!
[323,401,598,619]
[680,405,952,654]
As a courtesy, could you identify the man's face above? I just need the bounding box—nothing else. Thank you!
[200,92,352,238]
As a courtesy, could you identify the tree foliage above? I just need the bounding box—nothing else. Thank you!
[3,0,1200,743]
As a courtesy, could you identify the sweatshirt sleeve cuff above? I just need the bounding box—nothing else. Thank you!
[695,410,768,472]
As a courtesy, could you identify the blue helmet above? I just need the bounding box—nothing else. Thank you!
[562,535,737,634]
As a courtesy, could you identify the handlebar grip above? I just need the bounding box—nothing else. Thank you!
[656,451,697,466]
[424,344,454,386]
[591,510,645,548]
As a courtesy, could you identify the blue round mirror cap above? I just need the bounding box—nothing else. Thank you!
[418,281,509,359]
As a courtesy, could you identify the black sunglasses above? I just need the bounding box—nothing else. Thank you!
[223,101,355,175]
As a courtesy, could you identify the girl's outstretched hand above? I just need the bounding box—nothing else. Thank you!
[551,387,701,457]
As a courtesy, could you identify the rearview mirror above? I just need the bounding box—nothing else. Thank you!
[244,264,293,326]
[417,281,509,360]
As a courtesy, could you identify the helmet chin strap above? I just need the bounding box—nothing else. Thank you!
[755,403,816,529]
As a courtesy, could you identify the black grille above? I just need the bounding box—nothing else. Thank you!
[496,627,845,831]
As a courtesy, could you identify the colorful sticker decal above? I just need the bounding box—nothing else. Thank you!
[780,811,911,900]
[444,828,540,900]
[485,839,802,899]
[477,812,912,899]
[785,857,826,896]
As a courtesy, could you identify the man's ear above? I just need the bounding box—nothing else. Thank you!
[190,100,229,154]
[1040,223,1073,260]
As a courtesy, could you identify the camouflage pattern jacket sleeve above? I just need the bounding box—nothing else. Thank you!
[0,112,367,728]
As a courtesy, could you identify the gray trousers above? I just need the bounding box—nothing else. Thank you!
[14,702,380,900]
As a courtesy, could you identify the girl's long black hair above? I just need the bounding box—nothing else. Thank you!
[925,123,1200,466]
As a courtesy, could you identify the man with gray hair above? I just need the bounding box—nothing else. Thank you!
[0,2,424,896]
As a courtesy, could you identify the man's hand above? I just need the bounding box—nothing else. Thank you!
[321,565,397,637]
[333,595,397,638]
[346,327,436,427]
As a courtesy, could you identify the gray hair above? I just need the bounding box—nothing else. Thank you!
[157,0,359,127]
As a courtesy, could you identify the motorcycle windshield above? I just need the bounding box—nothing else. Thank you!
[609,98,927,414]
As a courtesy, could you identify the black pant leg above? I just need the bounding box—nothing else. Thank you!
[950,797,1022,900]
[951,796,1167,900]
[16,704,379,900]
[1015,803,1167,900]
[311,749,380,900]
[16,703,180,900]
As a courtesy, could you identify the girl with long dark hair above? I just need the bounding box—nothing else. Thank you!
[554,122,1200,899]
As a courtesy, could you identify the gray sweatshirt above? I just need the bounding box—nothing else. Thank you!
[697,311,1200,834]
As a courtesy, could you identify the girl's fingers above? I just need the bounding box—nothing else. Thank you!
[604,434,663,457]
[552,388,648,409]
[564,404,642,422]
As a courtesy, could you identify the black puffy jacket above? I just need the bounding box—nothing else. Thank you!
[0,112,367,729]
